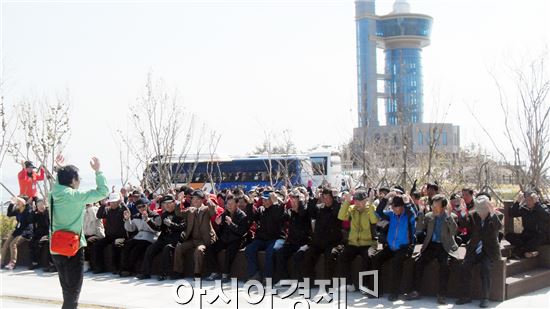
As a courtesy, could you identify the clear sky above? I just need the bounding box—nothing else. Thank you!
[1,0,549,193]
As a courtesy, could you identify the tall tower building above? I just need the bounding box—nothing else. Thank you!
[355,0,432,126]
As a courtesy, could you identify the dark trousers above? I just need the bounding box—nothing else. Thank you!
[338,245,372,289]
[92,237,122,271]
[274,243,307,281]
[372,247,409,295]
[84,236,101,271]
[205,239,241,275]
[141,238,176,276]
[120,239,152,272]
[505,231,545,256]
[412,242,452,296]
[244,239,284,278]
[302,244,340,280]
[52,248,84,309]
[29,238,53,267]
[460,253,493,300]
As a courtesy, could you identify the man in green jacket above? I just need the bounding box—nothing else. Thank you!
[49,156,109,309]
[337,189,379,294]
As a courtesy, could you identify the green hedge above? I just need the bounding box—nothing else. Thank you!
[0,215,16,239]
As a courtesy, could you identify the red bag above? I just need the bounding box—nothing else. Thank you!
[51,230,80,256]
[50,196,80,256]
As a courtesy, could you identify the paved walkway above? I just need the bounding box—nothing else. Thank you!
[1,269,549,308]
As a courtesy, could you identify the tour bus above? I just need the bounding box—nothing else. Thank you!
[307,150,352,190]
[147,154,314,192]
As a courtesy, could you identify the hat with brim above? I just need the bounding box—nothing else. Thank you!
[135,198,150,208]
[261,191,273,200]
[160,194,176,204]
[107,192,121,203]
[190,190,206,199]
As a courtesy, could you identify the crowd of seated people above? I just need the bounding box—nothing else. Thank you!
[3,179,549,308]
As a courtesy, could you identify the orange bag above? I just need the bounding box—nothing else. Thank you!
[50,196,80,256]
[51,230,80,256]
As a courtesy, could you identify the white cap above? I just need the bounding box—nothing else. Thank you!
[107,192,121,203]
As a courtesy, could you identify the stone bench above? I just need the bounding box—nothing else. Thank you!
[6,240,508,301]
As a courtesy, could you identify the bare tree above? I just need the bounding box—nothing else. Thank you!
[120,72,198,193]
[0,89,17,168]
[252,129,298,187]
[8,92,71,199]
[205,128,222,194]
[475,51,550,193]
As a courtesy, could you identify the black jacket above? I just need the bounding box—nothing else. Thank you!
[307,198,342,248]
[248,203,286,241]
[32,209,50,239]
[284,203,312,246]
[458,211,503,262]
[148,210,186,245]
[7,203,34,239]
[96,204,129,239]
[509,202,550,240]
[217,208,248,244]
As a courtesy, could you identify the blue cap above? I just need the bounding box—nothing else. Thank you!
[261,191,272,199]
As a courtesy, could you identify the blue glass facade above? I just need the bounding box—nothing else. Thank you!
[356,18,378,127]
[355,0,378,127]
[355,2,432,127]
[384,48,423,125]
[376,17,432,37]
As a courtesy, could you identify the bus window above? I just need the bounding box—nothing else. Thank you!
[311,157,328,176]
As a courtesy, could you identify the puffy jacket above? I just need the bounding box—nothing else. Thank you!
[148,210,186,245]
[7,203,34,239]
[509,202,550,240]
[32,209,50,239]
[307,198,342,248]
[97,204,130,239]
[125,210,160,243]
[216,208,248,244]
[338,201,378,247]
[284,203,312,246]
[248,203,286,241]
[83,205,105,238]
[376,198,416,251]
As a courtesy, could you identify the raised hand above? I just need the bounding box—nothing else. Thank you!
[402,194,411,204]
[215,215,222,225]
[515,191,524,204]
[55,154,65,167]
[270,192,278,204]
[385,191,397,200]
[225,216,233,225]
[344,193,353,203]
[488,201,496,215]
[140,209,148,220]
[90,157,101,172]
[368,190,375,204]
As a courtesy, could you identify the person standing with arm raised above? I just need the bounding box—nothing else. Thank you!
[49,155,109,309]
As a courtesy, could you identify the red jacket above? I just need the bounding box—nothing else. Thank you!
[18,167,45,198]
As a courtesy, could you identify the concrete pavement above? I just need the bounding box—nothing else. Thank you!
[1,268,549,308]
